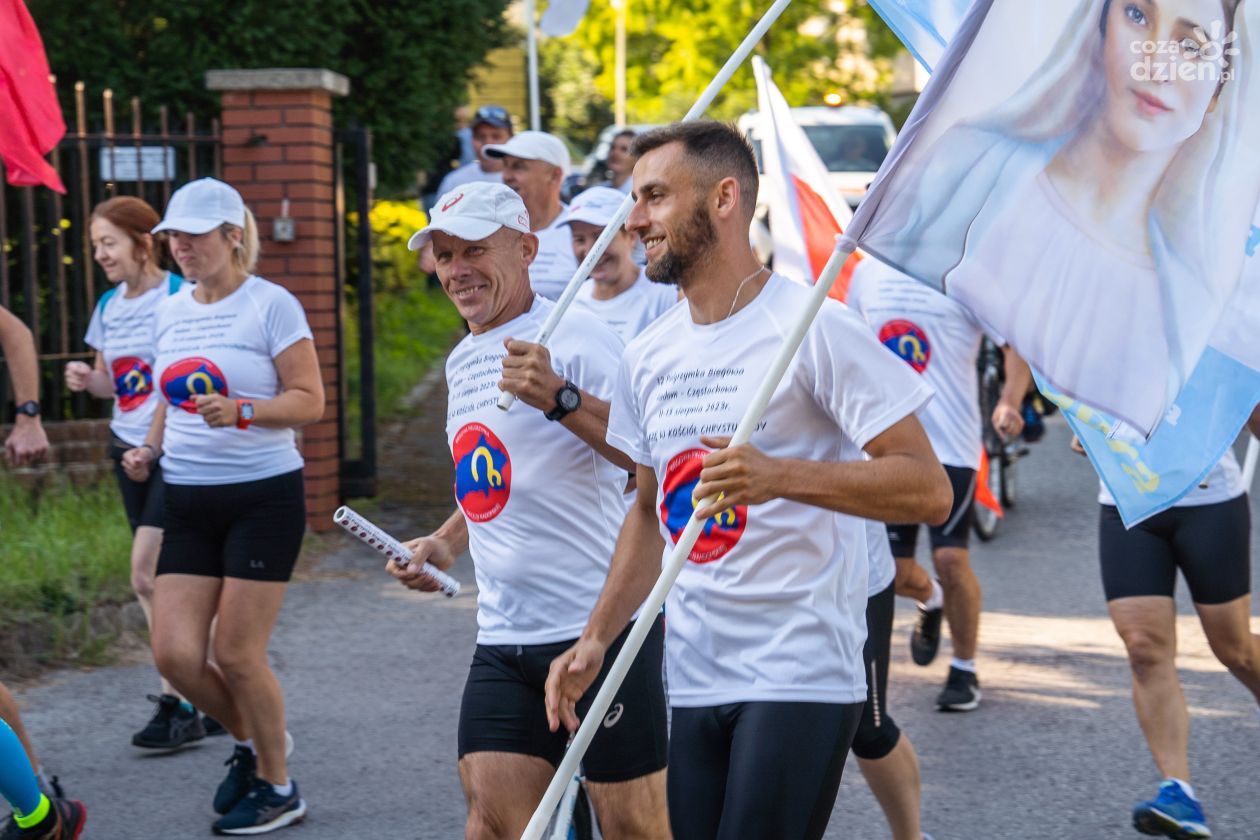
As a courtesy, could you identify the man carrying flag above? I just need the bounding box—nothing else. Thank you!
[848,257,1029,712]
[544,121,952,839]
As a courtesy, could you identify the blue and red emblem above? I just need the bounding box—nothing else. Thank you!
[878,319,931,374]
[452,422,511,523]
[659,448,746,564]
[160,357,229,413]
[112,356,153,412]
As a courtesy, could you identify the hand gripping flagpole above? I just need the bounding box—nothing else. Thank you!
[519,234,858,840]
[497,0,796,411]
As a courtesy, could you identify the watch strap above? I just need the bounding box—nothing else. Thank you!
[544,381,580,422]
[14,400,40,418]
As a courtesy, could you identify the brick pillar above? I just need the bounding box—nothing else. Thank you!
[206,68,350,532]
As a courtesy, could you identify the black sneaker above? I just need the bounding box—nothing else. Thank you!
[132,694,206,750]
[212,778,306,835]
[214,746,258,815]
[203,715,228,737]
[0,798,87,840]
[936,666,982,712]
[909,603,943,666]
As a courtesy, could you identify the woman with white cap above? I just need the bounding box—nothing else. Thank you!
[126,177,323,835]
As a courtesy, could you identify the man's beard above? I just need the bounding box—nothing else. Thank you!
[644,200,718,287]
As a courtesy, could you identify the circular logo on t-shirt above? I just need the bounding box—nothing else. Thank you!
[879,319,931,374]
[160,357,229,413]
[112,356,153,412]
[452,422,512,523]
[659,448,747,564]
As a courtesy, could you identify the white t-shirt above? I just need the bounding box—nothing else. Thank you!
[575,269,679,346]
[1099,448,1246,508]
[607,274,932,706]
[529,205,578,301]
[864,516,896,599]
[445,297,628,645]
[153,276,313,485]
[436,161,502,199]
[84,274,182,446]
[849,258,986,470]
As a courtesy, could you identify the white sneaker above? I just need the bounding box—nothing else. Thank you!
[285,730,294,757]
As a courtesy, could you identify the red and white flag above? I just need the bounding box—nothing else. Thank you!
[752,56,860,302]
[0,0,65,192]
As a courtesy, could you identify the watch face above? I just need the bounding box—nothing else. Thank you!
[559,387,580,411]
[16,401,39,417]
[241,403,254,420]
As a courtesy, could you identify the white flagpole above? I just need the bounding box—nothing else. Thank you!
[518,234,857,840]
[498,0,795,411]
[1242,435,1259,489]
[527,0,542,131]
[614,0,627,126]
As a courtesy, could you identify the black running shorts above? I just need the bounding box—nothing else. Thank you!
[851,582,901,761]
[458,613,668,784]
[887,465,976,555]
[1099,494,1250,605]
[669,700,863,840]
[156,469,306,583]
[109,438,165,532]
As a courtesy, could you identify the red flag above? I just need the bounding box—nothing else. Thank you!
[0,0,66,193]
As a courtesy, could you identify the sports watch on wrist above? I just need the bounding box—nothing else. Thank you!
[544,381,581,422]
[236,400,255,430]
[14,400,40,419]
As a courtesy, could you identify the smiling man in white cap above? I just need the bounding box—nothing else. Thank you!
[565,186,679,346]
[390,180,671,840]
[483,131,577,301]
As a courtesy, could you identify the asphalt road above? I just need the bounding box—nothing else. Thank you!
[9,403,1260,839]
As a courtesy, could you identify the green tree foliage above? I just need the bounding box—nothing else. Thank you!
[27,0,512,193]
[540,0,904,147]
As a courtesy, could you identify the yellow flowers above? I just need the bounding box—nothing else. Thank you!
[348,200,429,249]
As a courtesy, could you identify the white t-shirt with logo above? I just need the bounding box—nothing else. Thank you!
[153,276,313,485]
[848,258,988,470]
[607,274,933,706]
[84,274,182,447]
[576,269,679,346]
[530,205,578,301]
[446,297,627,646]
[1099,448,1246,508]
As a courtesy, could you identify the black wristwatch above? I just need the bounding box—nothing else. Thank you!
[14,400,40,419]
[544,380,582,422]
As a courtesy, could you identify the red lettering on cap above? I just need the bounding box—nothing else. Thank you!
[441,193,466,212]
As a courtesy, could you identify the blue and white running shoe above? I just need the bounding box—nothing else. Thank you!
[1133,780,1211,839]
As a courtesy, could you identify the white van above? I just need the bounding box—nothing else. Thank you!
[738,105,897,209]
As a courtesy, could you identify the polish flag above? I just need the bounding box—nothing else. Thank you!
[752,56,860,302]
[0,0,66,193]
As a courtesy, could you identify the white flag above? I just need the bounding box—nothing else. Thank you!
[540,0,592,37]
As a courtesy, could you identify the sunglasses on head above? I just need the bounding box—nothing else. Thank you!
[475,106,510,123]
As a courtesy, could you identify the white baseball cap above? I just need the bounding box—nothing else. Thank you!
[407,181,531,251]
[562,186,628,229]
[483,131,570,170]
[152,178,246,234]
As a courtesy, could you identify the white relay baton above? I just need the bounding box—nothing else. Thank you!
[333,506,461,598]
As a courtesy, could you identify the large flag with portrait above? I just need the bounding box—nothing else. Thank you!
[853,0,1260,438]
[857,0,1260,524]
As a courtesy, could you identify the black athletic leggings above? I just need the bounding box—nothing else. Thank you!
[668,700,864,840]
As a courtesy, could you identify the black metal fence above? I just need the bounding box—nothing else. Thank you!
[0,82,220,421]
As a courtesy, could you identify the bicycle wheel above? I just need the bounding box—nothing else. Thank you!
[999,452,1016,509]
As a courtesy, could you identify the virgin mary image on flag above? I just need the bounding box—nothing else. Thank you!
[855,0,1260,436]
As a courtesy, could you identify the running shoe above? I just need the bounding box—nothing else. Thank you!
[936,666,981,712]
[212,778,306,836]
[214,746,258,815]
[203,715,228,737]
[909,603,943,666]
[1133,781,1211,839]
[0,798,87,840]
[132,694,206,749]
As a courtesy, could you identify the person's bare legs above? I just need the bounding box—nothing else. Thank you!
[857,735,924,840]
[932,546,980,661]
[1108,597,1188,780]
[585,769,672,839]
[1196,595,1260,705]
[0,683,39,773]
[212,579,289,785]
[130,526,181,698]
[459,752,553,840]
